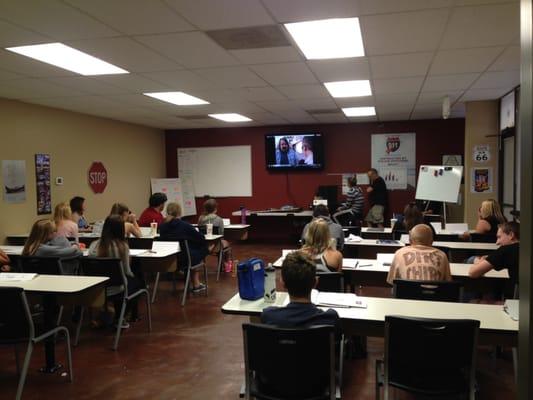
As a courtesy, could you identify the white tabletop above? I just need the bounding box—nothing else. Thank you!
[344,238,405,247]
[232,210,313,217]
[344,238,498,251]
[361,227,393,234]
[221,292,518,333]
[0,275,108,293]
[0,245,179,259]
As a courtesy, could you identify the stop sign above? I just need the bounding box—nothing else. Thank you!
[88,161,107,194]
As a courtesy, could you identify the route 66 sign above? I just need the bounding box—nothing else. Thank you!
[385,136,400,154]
[473,145,490,163]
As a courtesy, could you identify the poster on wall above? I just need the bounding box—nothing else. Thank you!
[35,154,51,214]
[176,149,199,216]
[471,167,493,193]
[341,173,369,194]
[150,178,197,217]
[371,133,416,189]
[2,160,26,203]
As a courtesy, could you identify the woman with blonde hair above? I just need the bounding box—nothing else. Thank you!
[110,202,142,238]
[54,201,79,241]
[301,219,342,272]
[464,199,507,239]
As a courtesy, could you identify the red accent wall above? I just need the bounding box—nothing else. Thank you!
[165,119,465,221]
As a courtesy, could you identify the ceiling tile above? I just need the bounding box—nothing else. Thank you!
[471,70,519,90]
[232,87,286,101]
[361,9,449,55]
[141,70,215,91]
[94,74,170,93]
[488,45,520,71]
[165,0,274,29]
[375,103,414,115]
[0,20,52,47]
[250,62,317,85]
[0,49,77,78]
[135,32,239,68]
[461,88,511,101]
[333,96,375,108]
[46,76,129,95]
[440,3,519,49]
[276,84,330,99]
[313,113,348,123]
[374,92,418,106]
[307,58,370,81]
[229,46,302,64]
[0,68,25,81]
[422,73,479,92]
[66,37,182,73]
[378,112,411,121]
[416,91,463,104]
[262,0,360,23]
[369,53,433,79]
[0,79,88,99]
[194,66,267,88]
[357,0,452,15]
[65,0,194,35]
[429,47,504,75]
[373,77,424,94]
[0,0,119,40]
[410,110,443,120]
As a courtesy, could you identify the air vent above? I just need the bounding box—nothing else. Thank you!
[206,25,290,50]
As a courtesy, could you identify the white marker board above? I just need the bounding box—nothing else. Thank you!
[177,146,252,197]
[415,165,463,203]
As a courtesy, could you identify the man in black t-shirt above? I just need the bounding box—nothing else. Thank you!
[365,168,388,227]
[469,221,520,298]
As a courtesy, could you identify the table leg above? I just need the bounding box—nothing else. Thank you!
[40,294,62,373]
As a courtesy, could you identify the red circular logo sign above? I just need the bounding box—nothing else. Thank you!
[88,162,107,194]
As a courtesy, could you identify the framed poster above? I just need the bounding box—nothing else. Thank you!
[371,133,416,189]
[35,154,51,214]
[3,160,26,203]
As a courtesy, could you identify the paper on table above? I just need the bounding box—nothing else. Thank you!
[0,272,38,281]
[444,223,469,234]
[282,249,297,257]
[430,222,442,234]
[343,259,359,269]
[346,234,362,242]
[223,218,230,226]
[152,241,180,252]
[504,299,519,321]
[399,234,410,244]
[311,289,367,308]
[377,253,394,266]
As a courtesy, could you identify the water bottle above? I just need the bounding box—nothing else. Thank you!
[240,205,247,225]
[264,263,276,303]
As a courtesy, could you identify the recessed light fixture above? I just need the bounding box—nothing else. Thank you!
[208,113,252,122]
[5,43,128,76]
[284,17,364,60]
[342,106,376,117]
[144,92,209,106]
[324,80,372,98]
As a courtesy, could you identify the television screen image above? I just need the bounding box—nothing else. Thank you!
[265,133,324,170]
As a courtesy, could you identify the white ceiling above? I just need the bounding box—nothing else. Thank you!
[0,0,520,129]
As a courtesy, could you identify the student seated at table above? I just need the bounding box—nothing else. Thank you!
[160,202,208,293]
[462,199,506,240]
[110,202,142,238]
[392,202,436,236]
[54,202,79,242]
[301,219,342,273]
[387,224,451,285]
[198,198,231,265]
[469,221,520,298]
[88,215,142,327]
[22,219,83,274]
[0,249,11,271]
[302,204,344,250]
[138,192,167,227]
[261,251,339,327]
[334,175,364,226]
[70,196,91,232]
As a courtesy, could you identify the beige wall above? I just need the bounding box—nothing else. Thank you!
[464,100,500,228]
[0,98,165,242]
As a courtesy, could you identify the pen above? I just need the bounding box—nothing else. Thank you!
[357,264,373,268]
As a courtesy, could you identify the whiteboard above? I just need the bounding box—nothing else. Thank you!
[415,165,463,203]
[151,178,197,217]
[177,146,252,197]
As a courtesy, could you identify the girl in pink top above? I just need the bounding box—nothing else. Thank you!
[54,202,79,242]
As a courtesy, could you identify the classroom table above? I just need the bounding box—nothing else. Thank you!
[0,275,108,372]
[360,227,393,239]
[221,292,518,346]
[231,209,312,241]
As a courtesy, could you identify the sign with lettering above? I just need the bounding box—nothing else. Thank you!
[88,161,107,194]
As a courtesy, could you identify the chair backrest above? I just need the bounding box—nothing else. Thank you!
[18,256,63,275]
[243,323,335,399]
[197,225,220,235]
[0,287,34,342]
[316,271,344,293]
[393,279,463,302]
[80,257,124,287]
[392,229,408,241]
[384,315,479,395]
[127,237,153,249]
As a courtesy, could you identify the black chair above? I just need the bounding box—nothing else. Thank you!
[242,323,337,400]
[77,257,151,350]
[316,271,344,293]
[149,239,180,304]
[470,232,497,243]
[393,279,464,302]
[127,237,153,249]
[376,316,479,400]
[198,225,231,281]
[0,287,73,400]
[180,240,208,306]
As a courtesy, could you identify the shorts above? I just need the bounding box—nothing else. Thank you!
[365,205,385,224]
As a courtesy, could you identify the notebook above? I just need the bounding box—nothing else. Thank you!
[0,273,38,282]
[311,290,367,308]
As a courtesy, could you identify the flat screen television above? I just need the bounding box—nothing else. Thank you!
[265,133,324,170]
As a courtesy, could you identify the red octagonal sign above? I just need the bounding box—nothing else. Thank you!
[88,161,107,194]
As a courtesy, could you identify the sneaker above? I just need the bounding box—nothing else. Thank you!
[114,320,130,329]
[192,283,207,293]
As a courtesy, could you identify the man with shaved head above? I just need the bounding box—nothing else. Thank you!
[387,224,451,285]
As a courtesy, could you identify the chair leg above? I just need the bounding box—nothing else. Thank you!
[513,347,518,384]
[204,264,209,297]
[151,272,160,303]
[181,268,191,306]
[15,342,33,400]
[112,299,127,351]
[144,292,152,332]
[339,334,344,388]
[61,328,74,382]
[216,246,223,281]
[74,307,84,346]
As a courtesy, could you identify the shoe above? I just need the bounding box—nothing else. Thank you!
[114,320,130,329]
[192,283,206,293]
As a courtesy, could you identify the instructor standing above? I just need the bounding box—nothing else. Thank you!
[365,168,387,227]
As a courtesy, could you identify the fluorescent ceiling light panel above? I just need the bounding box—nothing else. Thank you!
[324,80,372,98]
[5,43,128,76]
[208,113,252,122]
[284,18,364,60]
[342,106,376,117]
[144,92,209,106]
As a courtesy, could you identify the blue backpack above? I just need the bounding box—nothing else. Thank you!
[237,258,265,300]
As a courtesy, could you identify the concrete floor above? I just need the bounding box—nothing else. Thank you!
[0,242,516,399]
